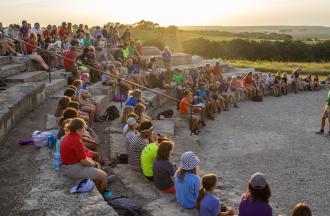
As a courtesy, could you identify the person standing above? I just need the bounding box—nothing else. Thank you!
[315,82,330,136]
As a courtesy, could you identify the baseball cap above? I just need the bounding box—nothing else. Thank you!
[127,117,137,126]
[250,172,268,189]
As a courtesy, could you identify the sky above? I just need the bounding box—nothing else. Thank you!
[1,0,330,27]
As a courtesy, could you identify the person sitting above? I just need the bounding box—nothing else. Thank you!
[128,121,155,171]
[196,173,235,216]
[54,96,71,118]
[265,72,274,89]
[134,103,152,123]
[125,89,145,107]
[25,32,49,70]
[238,172,272,216]
[312,74,320,91]
[196,83,215,120]
[273,73,282,97]
[63,45,77,72]
[175,151,201,209]
[153,140,176,193]
[83,33,93,48]
[179,90,201,135]
[121,106,134,125]
[60,118,112,199]
[141,137,169,182]
[281,72,288,95]
[64,88,76,101]
[242,72,257,99]
[291,202,312,216]
[303,74,313,91]
[123,115,139,153]
[291,67,301,93]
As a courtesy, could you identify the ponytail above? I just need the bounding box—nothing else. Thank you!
[195,174,218,210]
[196,188,206,210]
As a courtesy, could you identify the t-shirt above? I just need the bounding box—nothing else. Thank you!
[199,194,221,216]
[197,89,207,99]
[172,73,185,85]
[162,51,171,62]
[175,172,201,209]
[122,48,130,59]
[20,26,29,38]
[141,143,158,177]
[26,40,36,54]
[243,76,253,86]
[60,132,86,164]
[239,193,272,216]
[153,159,175,190]
[59,27,68,38]
[128,134,148,166]
[125,97,138,107]
[179,97,191,114]
[124,130,136,154]
[83,38,93,47]
[63,51,76,69]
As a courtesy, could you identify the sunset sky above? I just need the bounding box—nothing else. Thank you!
[1,0,330,27]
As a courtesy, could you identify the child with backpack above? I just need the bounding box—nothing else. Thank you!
[196,174,235,216]
[175,151,201,209]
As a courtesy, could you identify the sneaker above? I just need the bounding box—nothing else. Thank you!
[315,130,324,135]
[103,191,113,200]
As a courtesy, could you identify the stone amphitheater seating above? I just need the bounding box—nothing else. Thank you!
[0,56,67,141]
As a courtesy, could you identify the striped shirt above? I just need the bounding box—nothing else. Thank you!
[128,134,148,166]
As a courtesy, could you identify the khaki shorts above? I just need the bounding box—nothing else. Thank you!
[62,163,98,181]
[322,105,330,118]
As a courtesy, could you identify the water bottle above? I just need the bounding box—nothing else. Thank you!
[47,134,56,149]
[53,152,61,171]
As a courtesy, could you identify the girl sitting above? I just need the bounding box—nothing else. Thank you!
[134,103,152,123]
[196,174,235,216]
[175,151,201,209]
[312,74,320,91]
[25,32,49,70]
[281,72,288,95]
[273,74,281,97]
[291,202,312,216]
[239,172,272,216]
[153,140,176,193]
[54,96,71,118]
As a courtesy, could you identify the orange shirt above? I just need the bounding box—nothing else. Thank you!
[179,96,191,114]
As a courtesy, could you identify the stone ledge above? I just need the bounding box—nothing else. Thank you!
[0,63,26,78]
[20,148,118,216]
[0,56,12,66]
[0,82,46,141]
[5,71,48,83]
[89,81,116,100]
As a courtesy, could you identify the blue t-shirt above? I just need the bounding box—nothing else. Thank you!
[199,194,220,216]
[197,89,207,99]
[175,172,201,209]
[125,97,138,107]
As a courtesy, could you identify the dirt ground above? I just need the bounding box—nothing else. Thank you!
[198,89,330,216]
[0,98,57,215]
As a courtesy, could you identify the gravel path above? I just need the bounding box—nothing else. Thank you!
[198,89,330,216]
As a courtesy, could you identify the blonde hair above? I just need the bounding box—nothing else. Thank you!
[121,106,134,124]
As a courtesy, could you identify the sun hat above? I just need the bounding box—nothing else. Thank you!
[249,172,268,190]
[127,117,137,126]
[180,151,200,171]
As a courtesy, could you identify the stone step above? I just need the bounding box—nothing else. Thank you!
[0,56,12,66]
[44,78,67,96]
[152,120,175,137]
[94,94,108,109]
[89,81,116,99]
[0,63,26,78]
[5,71,48,83]
[142,46,161,56]
[171,53,193,66]
[50,69,70,80]
[0,82,46,141]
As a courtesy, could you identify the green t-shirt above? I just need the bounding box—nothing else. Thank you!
[128,46,136,56]
[327,90,330,105]
[122,48,130,59]
[172,73,185,85]
[141,143,158,177]
[83,38,92,47]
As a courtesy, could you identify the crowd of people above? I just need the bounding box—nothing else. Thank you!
[0,20,318,215]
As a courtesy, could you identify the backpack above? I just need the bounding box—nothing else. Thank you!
[107,196,142,216]
[157,109,174,120]
[102,106,120,121]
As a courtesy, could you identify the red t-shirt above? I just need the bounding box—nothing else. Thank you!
[26,40,36,54]
[64,51,76,69]
[60,132,86,164]
[243,75,253,86]
[59,27,68,38]
[213,65,221,75]
[43,29,50,38]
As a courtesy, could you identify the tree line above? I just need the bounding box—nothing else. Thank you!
[182,38,330,62]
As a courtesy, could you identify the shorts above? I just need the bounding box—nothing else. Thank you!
[62,163,98,180]
[322,105,330,118]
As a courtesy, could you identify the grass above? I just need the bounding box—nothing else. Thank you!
[228,60,330,76]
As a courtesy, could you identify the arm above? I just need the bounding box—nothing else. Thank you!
[80,157,97,167]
